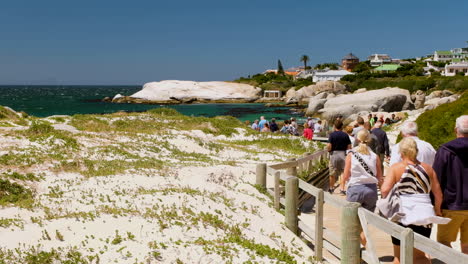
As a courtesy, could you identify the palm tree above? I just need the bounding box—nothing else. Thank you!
[300,55,310,70]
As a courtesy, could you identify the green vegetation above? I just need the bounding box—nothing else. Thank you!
[0,106,28,126]
[0,247,98,264]
[341,59,468,93]
[342,75,468,93]
[314,63,338,70]
[2,171,41,181]
[71,109,243,137]
[277,59,285,75]
[22,121,78,149]
[61,157,164,177]
[229,136,317,156]
[234,72,313,92]
[0,179,34,208]
[300,55,310,70]
[416,92,468,149]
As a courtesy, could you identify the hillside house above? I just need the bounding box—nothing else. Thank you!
[368,54,392,66]
[444,62,468,76]
[312,70,353,82]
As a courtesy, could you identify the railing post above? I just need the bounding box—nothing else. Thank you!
[340,202,361,264]
[400,228,414,264]
[304,152,311,172]
[286,158,297,177]
[256,163,267,189]
[274,171,280,210]
[315,189,324,261]
[285,176,299,235]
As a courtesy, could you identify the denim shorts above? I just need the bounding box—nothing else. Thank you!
[346,184,378,212]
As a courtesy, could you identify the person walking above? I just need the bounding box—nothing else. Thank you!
[368,113,375,127]
[352,116,365,138]
[307,117,314,129]
[270,118,279,133]
[372,121,391,172]
[303,123,313,140]
[280,120,290,134]
[381,137,447,264]
[261,123,270,132]
[342,129,383,245]
[433,115,468,254]
[251,120,259,131]
[314,120,323,134]
[258,116,267,131]
[389,121,436,166]
[290,118,298,131]
[327,120,351,193]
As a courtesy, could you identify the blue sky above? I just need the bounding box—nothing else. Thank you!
[1,0,467,84]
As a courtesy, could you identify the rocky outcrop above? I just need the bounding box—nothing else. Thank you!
[305,99,327,116]
[115,80,262,104]
[284,81,346,103]
[426,90,453,100]
[306,87,412,120]
[423,94,459,110]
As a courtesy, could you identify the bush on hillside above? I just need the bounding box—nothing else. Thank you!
[416,92,468,149]
[341,75,468,93]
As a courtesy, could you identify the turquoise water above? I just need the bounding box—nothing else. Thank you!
[0,85,304,122]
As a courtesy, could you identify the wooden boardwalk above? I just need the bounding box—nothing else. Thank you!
[298,191,395,263]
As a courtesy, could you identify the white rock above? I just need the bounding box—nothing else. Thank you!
[316,87,411,120]
[354,88,367,94]
[130,80,261,101]
[113,94,124,100]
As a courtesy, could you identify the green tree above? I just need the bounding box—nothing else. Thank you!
[300,55,310,70]
[277,59,285,75]
[352,61,372,73]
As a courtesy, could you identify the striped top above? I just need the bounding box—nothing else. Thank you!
[397,163,432,227]
[397,163,431,195]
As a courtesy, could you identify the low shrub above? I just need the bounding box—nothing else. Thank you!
[147,107,182,116]
[0,179,34,207]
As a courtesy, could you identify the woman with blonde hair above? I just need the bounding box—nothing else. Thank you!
[342,129,383,245]
[380,137,448,264]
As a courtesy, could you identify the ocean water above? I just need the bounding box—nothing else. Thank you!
[0,85,304,122]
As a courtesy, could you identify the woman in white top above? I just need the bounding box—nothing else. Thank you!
[342,129,383,246]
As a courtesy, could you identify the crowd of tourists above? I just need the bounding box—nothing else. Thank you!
[327,114,468,262]
[249,116,323,140]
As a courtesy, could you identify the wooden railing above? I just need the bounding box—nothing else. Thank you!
[255,150,468,264]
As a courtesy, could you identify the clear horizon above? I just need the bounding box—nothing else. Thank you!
[1,0,467,85]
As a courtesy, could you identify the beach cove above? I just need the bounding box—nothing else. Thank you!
[0,85,301,122]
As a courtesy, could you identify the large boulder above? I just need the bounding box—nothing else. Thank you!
[317,87,411,120]
[302,81,346,95]
[129,80,262,103]
[314,92,329,100]
[424,95,458,109]
[285,88,297,99]
[285,81,346,103]
[426,90,443,100]
[305,99,327,116]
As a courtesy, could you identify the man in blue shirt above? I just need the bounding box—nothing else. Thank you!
[258,116,267,131]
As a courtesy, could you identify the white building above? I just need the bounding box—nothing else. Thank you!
[312,70,354,82]
[444,62,468,76]
[295,69,314,79]
[433,47,468,62]
[368,54,392,66]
